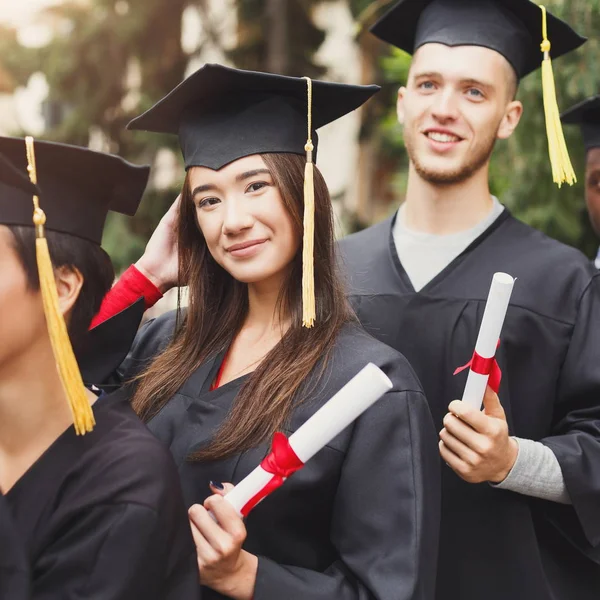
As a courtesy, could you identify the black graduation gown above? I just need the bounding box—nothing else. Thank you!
[5,391,200,600]
[338,209,600,600]
[108,313,441,600]
[0,495,29,600]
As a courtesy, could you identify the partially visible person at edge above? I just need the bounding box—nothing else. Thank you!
[85,64,441,600]
[87,2,600,600]
[0,138,200,600]
[0,155,33,600]
[562,95,600,268]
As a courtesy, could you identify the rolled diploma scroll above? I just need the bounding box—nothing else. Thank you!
[461,272,515,409]
[224,362,393,515]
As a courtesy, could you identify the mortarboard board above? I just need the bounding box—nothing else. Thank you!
[128,63,380,327]
[370,0,587,187]
[0,136,150,245]
[370,0,584,79]
[561,95,600,152]
[0,152,40,197]
[127,63,380,170]
[0,137,148,436]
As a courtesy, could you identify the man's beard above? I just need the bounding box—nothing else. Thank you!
[405,127,498,186]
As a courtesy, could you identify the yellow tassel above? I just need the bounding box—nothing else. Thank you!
[302,156,316,328]
[301,77,316,328]
[539,5,577,187]
[26,137,95,435]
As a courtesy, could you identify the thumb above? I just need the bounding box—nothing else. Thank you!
[482,385,505,420]
[209,481,234,497]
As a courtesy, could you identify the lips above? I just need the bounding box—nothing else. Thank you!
[226,239,267,253]
[423,129,463,143]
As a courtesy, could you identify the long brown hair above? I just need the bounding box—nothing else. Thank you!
[131,153,353,460]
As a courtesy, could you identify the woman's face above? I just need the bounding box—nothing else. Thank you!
[189,154,300,285]
[0,226,46,370]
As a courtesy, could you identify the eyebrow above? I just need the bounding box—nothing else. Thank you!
[461,78,495,92]
[413,72,494,90]
[191,169,272,197]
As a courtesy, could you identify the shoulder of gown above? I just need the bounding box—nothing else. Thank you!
[332,321,424,394]
[12,394,199,600]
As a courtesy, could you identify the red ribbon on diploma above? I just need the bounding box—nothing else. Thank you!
[453,342,502,393]
[240,432,304,517]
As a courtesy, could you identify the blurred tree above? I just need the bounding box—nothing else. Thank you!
[229,0,335,77]
[364,0,600,256]
[2,0,336,269]
[1,0,192,270]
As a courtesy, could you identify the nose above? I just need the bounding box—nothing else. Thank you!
[430,88,459,124]
[222,197,254,235]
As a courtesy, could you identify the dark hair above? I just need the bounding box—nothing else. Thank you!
[8,226,115,352]
[132,152,354,461]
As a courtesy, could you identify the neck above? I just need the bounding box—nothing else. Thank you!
[0,339,86,491]
[245,272,289,339]
[403,162,493,234]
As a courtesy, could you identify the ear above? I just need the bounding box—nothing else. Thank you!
[54,265,84,322]
[397,86,407,125]
[497,100,523,140]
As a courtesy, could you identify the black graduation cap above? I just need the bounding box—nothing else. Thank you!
[0,136,150,245]
[561,96,600,152]
[127,63,380,170]
[370,0,586,79]
[0,152,40,197]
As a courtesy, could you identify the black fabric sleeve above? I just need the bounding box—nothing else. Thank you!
[32,502,199,600]
[87,307,180,390]
[252,390,441,600]
[542,274,600,562]
[79,300,146,386]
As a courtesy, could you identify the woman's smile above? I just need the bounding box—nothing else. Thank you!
[226,238,269,258]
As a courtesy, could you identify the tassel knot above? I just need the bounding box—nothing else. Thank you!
[33,207,46,227]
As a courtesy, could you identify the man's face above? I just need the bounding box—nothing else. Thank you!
[397,43,522,186]
[585,147,600,235]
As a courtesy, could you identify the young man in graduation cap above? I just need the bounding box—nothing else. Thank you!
[562,95,600,267]
[0,137,200,600]
[337,1,600,599]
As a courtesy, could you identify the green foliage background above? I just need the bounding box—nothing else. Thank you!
[3,0,600,268]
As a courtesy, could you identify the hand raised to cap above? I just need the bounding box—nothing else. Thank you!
[136,194,182,293]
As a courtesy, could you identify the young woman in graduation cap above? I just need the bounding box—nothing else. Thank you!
[0,139,200,599]
[89,64,441,600]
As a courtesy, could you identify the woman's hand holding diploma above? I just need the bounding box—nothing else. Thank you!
[189,482,257,600]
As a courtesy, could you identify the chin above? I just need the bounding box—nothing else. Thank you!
[225,263,283,284]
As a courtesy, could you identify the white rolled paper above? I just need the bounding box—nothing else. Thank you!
[224,362,393,515]
[461,272,515,409]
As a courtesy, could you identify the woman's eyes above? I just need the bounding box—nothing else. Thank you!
[246,181,268,193]
[198,197,220,208]
[196,182,270,208]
